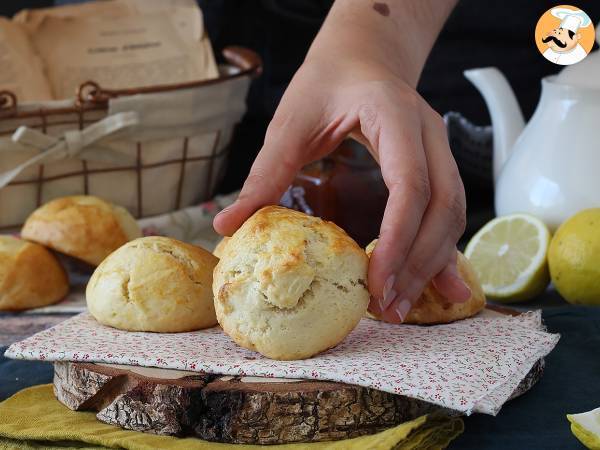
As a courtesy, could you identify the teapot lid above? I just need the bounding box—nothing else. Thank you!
[556,22,600,88]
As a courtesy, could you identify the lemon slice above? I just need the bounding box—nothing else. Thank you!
[464,213,550,302]
[568,407,600,449]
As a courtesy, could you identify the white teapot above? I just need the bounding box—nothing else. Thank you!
[464,29,600,231]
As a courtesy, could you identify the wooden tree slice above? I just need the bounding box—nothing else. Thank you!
[53,359,544,444]
[54,362,211,437]
[196,375,440,444]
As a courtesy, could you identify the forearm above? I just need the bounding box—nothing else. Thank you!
[307,0,457,87]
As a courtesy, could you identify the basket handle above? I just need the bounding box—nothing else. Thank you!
[0,91,17,117]
[77,46,263,105]
[222,46,263,77]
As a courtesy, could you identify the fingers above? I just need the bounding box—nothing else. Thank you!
[214,61,358,237]
[431,251,472,303]
[373,106,468,323]
[213,78,341,236]
[369,250,471,323]
[358,95,430,305]
[212,135,302,236]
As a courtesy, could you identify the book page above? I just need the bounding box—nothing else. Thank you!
[0,18,53,102]
[117,0,205,43]
[14,0,218,100]
[13,2,131,30]
[15,0,205,43]
[30,12,218,100]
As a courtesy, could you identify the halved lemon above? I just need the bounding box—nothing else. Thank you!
[568,407,600,449]
[464,214,550,302]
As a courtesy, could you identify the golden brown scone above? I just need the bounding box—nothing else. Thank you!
[21,196,142,266]
[0,235,68,311]
[86,236,218,332]
[213,206,370,360]
[365,239,485,324]
[212,236,230,259]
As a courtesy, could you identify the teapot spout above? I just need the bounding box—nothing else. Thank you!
[464,67,525,182]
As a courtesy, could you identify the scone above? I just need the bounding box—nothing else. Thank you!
[86,236,218,332]
[21,195,142,266]
[213,206,370,360]
[366,239,485,324]
[213,236,230,259]
[0,235,68,311]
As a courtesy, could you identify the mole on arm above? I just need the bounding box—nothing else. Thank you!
[373,2,390,17]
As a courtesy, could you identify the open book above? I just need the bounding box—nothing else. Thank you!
[1,0,219,102]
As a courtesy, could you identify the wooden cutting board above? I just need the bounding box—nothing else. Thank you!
[53,359,544,445]
[52,306,545,445]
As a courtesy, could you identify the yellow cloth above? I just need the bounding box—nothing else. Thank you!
[0,385,463,450]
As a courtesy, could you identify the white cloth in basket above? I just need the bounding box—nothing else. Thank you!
[0,73,250,228]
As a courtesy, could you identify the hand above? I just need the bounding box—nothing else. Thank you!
[214,0,469,323]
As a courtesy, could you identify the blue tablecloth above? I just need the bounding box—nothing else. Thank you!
[1,304,598,449]
[451,306,597,449]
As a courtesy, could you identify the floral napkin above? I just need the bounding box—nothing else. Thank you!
[5,309,559,415]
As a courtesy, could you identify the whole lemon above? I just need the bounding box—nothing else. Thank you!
[548,208,600,305]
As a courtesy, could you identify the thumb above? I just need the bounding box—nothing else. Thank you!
[213,159,298,236]
[214,112,317,236]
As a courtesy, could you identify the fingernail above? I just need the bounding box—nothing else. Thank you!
[395,299,412,323]
[376,297,386,312]
[446,264,472,302]
[367,297,381,314]
[382,275,397,309]
[452,276,472,302]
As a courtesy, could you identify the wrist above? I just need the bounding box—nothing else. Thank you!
[307,0,457,87]
[306,23,416,86]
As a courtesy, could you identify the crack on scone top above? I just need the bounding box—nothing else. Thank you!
[52,200,76,213]
[228,269,242,278]
[350,279,368,290]
[301,219,329,244]
[333,282,349,293]
[303,224,369,297]
[261,279,318,314]
[129,241,202,286]
[302,222,326,267]
[235,220,329,312]
[121,274,132,302]
[320,277,368,296]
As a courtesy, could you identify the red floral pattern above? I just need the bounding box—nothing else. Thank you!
[4,311,558,415]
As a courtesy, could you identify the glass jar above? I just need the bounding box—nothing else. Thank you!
[282,139,387,247]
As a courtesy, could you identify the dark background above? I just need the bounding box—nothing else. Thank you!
[197,0,600,196]
[2,0,599,229]
[198,0,600,241]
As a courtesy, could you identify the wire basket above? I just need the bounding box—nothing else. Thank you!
[0,46,262,230]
